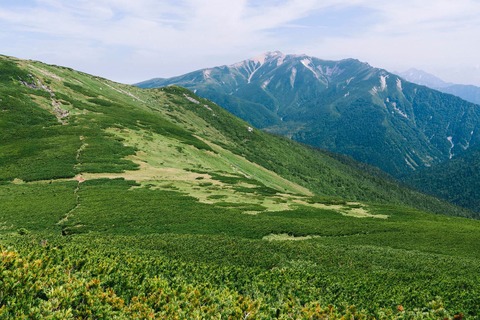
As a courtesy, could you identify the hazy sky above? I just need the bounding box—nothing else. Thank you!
[1,0,479,85]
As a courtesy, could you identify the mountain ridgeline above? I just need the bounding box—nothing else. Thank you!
[399,68,480,105]
[137,52,480,178]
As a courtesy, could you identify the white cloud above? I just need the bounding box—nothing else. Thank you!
[0,0,479,85]
[301,0,480,85]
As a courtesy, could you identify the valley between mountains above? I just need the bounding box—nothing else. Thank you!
[1,54,480,318]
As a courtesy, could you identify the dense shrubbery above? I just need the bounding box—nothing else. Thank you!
[1,178,480,317]
[0,241,464,319]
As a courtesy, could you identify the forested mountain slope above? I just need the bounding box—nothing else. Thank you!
[403,146,480,212]
[137,52,480,178]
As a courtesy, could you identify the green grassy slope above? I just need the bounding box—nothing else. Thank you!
[1,55,479,318]
[155,86,471,218]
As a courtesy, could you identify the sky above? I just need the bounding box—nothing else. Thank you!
[1,0,479,85]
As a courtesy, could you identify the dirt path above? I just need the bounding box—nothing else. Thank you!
[56,179,82,231]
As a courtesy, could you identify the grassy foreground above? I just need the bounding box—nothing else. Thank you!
[1,184,479,318]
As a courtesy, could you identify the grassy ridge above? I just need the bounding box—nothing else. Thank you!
[157,86,474,218]
[0,56,211,182]
[0,55,479,318]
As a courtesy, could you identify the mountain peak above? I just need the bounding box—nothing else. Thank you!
[235,51,286,67]
[399,68,449,88]
[398,68,480,105]
[264,50,286,59]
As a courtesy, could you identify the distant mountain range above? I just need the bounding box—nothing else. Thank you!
[137,52,480,178]
[398,68,480,105]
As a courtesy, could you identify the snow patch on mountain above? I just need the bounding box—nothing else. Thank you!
[248,68,259,84]
[392,102,408,118]
[246,51,285,66]
[370,75,389,95]
[461,130,475,150]
[277,54,286,66]
[405,155,417,170]
[447,136,454,159]
[407,153,418,167]
[240,59,265,84]
[203,69,212,80]
[301,58,320,80]
[232,52,267,71]
[290,67,297,88]
[242,52,289,83]
[380,75,388,91]
[324,65,342,77]
[396,78,402,91]
[261,77,272,89]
